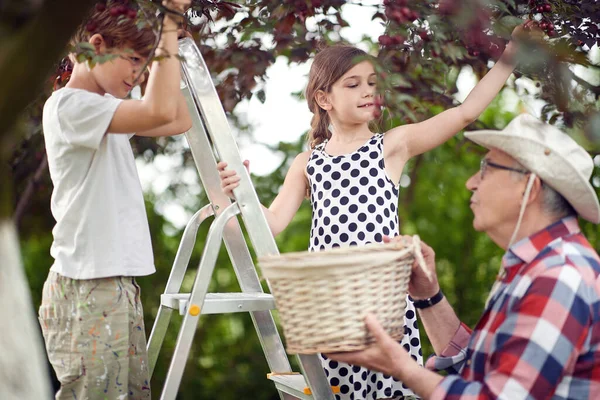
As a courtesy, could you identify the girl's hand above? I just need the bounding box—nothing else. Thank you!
[511,20,544,41]
[502,20,543,63]
[217,160,249,199]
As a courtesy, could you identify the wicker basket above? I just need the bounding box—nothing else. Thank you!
[259,236,427,354]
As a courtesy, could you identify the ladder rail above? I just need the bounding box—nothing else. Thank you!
[179,38,278,258]
[163,204,214,294]
[160,202,241,399]
[147,204,214,376]
[180,78,295,375]
[181,74,266,293]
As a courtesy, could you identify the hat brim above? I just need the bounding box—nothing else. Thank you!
[465,130,600,224]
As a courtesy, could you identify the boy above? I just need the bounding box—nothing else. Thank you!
[38,1,191,398]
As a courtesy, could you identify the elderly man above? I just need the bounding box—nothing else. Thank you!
[328,114,600,399]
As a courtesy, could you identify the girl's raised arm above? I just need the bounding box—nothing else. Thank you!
[385,22,536,161]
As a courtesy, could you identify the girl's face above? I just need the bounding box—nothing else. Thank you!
[325,61,377,125]
[89,35,147,98]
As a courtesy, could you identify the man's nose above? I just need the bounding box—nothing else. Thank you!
[466,171,480,191]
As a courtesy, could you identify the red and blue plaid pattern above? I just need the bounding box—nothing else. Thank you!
[427,217,600,399]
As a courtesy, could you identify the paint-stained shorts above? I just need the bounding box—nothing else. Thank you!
[38,272,151,400]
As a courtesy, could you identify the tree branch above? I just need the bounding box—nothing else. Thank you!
[568,69,600,97]
[14,154,48,230]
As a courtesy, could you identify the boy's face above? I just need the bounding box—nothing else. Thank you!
[91,36,147,98]
[325,61,377,125]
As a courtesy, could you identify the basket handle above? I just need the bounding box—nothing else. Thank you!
[411,235,433,282]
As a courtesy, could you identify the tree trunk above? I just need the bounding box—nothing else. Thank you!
[0,0,98,143]
[0,1,97,397]
[0,219,52,399]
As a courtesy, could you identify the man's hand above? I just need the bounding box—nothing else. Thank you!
[383,235,440,300]
[325,314,414,378]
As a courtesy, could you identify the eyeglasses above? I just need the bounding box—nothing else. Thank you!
[480,159,529,180]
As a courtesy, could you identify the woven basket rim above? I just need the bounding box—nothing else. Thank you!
[260,250,413,270]
[259,235,432,281]
[259,240,411,262]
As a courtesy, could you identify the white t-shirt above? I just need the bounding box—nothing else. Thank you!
[42,87,155,279]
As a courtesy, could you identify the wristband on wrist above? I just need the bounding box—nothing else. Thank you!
[157,4,187,24]
[409,290,444,309]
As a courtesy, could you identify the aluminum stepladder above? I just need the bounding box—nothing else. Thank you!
[146,37,336,400]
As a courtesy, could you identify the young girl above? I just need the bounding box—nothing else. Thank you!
[38,1,191,399]
[220,26,527,400]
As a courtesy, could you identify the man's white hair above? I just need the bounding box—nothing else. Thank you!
[512,160,576,219]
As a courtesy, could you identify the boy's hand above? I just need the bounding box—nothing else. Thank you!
[163,0,191,13]
[177,27,193,40]
[217,160,250,199]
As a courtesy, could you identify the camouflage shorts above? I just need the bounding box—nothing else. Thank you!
[39,272,151,400]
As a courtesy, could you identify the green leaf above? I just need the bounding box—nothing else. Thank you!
[75,53,88,63]
[493,16,524,38]
[488,0,511,14]
[586,112,600,143]
[256,89,266,104]
[389,74,412,88]
[76,42,95,51]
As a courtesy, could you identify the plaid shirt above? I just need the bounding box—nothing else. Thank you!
[426,217,600,399]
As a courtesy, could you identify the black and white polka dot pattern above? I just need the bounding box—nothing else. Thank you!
[306,134,423,400]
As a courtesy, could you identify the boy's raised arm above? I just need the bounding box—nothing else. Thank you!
[108,0,189,134]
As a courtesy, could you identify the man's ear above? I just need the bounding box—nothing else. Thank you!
[315,89,331,111]
[523,174,542,206]
[88,34,106,54]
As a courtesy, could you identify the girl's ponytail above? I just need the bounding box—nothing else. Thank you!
[308,106,331,149]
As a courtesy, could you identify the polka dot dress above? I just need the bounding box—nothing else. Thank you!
[306,133,423,400]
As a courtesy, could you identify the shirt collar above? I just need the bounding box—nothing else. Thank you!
[502,216,581,268]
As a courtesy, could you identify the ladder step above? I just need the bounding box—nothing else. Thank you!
[161,293,276,315]
[267,373,340,398]
[268,373,313,399]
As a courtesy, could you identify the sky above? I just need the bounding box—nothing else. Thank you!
[137,3,598,228]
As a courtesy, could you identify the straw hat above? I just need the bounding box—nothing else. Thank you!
[465,114,600,224]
